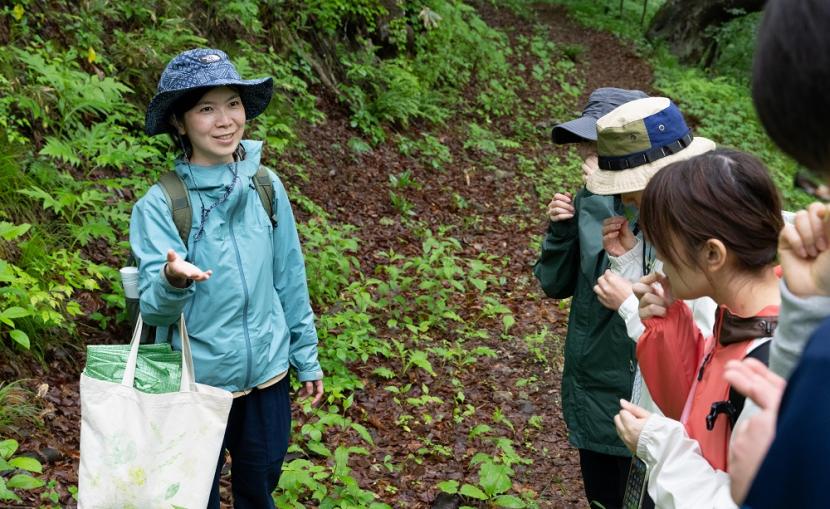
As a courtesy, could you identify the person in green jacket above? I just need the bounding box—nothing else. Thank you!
[132,48,323,509]
[534,88,646,509]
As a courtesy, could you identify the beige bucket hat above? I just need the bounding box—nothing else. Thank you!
[586,97,716,195]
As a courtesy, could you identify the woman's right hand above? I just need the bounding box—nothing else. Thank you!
[602,216,636,257]
[779,202,830,297]
[164,249,212,288]
[633,273,675,320]
[547,192,575,222]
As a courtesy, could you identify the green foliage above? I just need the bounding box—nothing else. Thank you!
[298,218,360,307]
[705,10,762,83]
[0,438,45,502]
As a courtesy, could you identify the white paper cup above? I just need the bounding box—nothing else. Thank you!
[119,266,139,299]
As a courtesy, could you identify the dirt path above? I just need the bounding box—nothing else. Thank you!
[9,3,654,508]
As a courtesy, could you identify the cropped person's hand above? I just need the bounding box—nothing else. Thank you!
[547,192,575,222]
[581,155,599,182]
[602,217,636,257]
[779,202,830,297]
[724,358,787,504]
[300,379,325,407]
[614,399,651,453]
[164,249,212,288]
[633,273,675,320]
[594,269,633,310]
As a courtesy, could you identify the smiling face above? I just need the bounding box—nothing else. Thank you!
[177,86,246,166]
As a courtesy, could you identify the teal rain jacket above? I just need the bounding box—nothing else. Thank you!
[533,188,635,456]
[129,140,323,392]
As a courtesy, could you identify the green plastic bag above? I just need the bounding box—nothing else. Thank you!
[83,343,183,394]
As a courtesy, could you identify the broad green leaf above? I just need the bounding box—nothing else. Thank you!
[306,441,331,458]
[0,477,22,502]
[479,462,511,496]
[459,483,487,500]
[0,307,29,320]
[9,330,30,349]
[492,495,526,508]
[0,440,18,460]
[6,473,44,490]
[0,222,30,241]
[350,422,374,445]
[9,456,41,473]
[437,479,459,494]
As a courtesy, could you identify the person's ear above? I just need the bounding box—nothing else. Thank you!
[702,239,727,273]
[169,115,186,135]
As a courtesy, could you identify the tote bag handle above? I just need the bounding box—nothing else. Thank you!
[121,315,197,393]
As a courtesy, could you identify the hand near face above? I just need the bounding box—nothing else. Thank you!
[602,216,637,257]
[633,272,675,320]
[724,358,787,504]
[547,192,575,222]
[614,399,652,454]
[779,202,830,297]
[594,269,633,310]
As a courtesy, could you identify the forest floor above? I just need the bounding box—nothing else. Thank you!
[4,2,653,508]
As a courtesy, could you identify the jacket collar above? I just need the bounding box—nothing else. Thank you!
[714,305,779,345]
[173,139,263,188]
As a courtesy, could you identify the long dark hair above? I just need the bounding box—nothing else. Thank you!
[640,149,783,272]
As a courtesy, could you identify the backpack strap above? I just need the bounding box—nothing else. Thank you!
[728,339,772,417]
[254,165,277,227]
[158,171,192,248]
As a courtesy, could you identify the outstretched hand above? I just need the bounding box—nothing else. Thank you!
[633,272,675,320]
[779,202,830,297]
[164,249,212,288]
[724,358,786,504]
[602,216,636,257]
[614,399,652,453]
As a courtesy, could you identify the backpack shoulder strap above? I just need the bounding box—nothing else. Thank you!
[254,165,277,227]
[729,339,772,418]
[157,171,192,248]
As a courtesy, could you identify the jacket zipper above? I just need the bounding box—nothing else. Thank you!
[229,218,253,388]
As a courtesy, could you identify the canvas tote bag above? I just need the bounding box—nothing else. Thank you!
[78,316,232,509]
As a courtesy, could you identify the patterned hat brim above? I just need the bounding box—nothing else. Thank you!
[144,77,273,136]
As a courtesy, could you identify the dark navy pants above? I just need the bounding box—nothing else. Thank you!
[207,376,291,509]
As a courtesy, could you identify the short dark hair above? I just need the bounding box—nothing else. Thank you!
[640,149,783,273]
[752,0,830,176]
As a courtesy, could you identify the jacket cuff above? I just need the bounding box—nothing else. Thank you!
[636,414,682,466]
[295,366,324,383]
[619,293,645,341]
[158,264,194,293]
[547,218,578,239]
[608,238,643,276]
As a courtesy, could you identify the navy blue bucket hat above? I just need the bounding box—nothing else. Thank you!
[145,48,273,136]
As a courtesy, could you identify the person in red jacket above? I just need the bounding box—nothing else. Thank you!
[614,149,783,507]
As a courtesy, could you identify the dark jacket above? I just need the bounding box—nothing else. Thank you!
[742,316,830,508]
[533,188,635,456]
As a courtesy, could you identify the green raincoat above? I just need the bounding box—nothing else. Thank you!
[533,187,635,456]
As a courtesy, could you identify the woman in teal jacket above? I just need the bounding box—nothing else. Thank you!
[130,48,323,509]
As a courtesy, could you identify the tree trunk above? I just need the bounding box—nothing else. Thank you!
[646,0,765,65]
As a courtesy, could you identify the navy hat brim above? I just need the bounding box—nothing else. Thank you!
[144,77,273,136]
[551,116,598,144]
